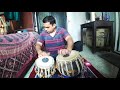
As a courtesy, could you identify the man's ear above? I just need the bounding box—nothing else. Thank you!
[53,24,56,28]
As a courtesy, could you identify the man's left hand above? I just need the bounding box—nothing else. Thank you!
[58,49,71,56]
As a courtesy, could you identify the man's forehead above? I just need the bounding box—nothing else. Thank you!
[43,22,51,26]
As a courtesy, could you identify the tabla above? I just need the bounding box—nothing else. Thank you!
[56,50,84,77]
[34,56,56,78]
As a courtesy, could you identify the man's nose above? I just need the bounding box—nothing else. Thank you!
[44,28,47,31]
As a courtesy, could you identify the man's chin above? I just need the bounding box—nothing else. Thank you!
[47,31,52,34]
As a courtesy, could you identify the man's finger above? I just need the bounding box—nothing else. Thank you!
[58,49,62,54]
[47,52,50,56]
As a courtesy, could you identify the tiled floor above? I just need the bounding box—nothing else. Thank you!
[80,45,119,78]
[24,45,119,78]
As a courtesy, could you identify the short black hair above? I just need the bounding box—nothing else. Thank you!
[43,16,56,25]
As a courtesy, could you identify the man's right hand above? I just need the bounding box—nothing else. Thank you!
[38,51,50,57]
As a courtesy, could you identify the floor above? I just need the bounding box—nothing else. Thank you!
[98,51,120,68]
[80,45,119,78]
[24,45,119,78]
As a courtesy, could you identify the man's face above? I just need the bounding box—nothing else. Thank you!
[43,22,56,33]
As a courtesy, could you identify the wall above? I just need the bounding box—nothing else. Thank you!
[21,12,34,31]
[0,12,4,15]
[66,12,86,42]
[114,12,119,51]
[95,12,102,20]
[51,12,67,29]
[108,12,116,51]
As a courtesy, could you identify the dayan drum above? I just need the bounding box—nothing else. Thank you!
[34,56,56,78]
[56,50,84,77]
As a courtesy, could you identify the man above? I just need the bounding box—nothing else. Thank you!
[35,16,74,60]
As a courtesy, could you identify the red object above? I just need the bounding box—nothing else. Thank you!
[21,12,34,32]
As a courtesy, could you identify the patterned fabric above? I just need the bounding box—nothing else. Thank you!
[0,32,39,78]
[38,27,69,58]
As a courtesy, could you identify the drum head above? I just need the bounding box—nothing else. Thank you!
[56,50,80,62]
[35,56,54,69]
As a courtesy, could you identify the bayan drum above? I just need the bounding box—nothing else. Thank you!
[34,56,56,78]
[56,50,84,77]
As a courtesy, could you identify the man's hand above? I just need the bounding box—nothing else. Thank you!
[38,51,50,57]
[58,49,71,56]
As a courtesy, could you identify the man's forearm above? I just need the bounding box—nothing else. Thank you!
[66,36,74,51]
[35,42,43,54]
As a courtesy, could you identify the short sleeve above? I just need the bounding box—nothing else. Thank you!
[61,28,70,39]
[37,33,44,45]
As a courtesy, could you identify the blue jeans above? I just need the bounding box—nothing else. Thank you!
[50,53,58,61]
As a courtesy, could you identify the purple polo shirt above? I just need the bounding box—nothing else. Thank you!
[38,27,70,58]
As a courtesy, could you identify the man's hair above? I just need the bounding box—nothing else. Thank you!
[43,16,56,25]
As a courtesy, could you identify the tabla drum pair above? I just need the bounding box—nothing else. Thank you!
[56,50,84,77]
[34,56,56,78]
[34,50,84,78]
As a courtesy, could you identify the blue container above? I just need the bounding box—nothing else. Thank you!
[22,29,28,33]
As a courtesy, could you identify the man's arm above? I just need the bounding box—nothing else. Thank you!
[35,42,43,55]
[65,35,74,52]
[35,42,50,57]
[58,35,74,55]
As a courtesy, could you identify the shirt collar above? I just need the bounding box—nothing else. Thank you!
[44,26,60,34]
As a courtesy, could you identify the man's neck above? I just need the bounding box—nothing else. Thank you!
[50,29,56,37]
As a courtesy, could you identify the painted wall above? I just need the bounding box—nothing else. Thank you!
[109,12,116,51]
[66,12,86,42]
[0,12,4,15]
[95,12,115,21]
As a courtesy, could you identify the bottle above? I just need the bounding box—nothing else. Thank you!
[104,12,108,21]
[107,13,110,21]
[104,12,110,21]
